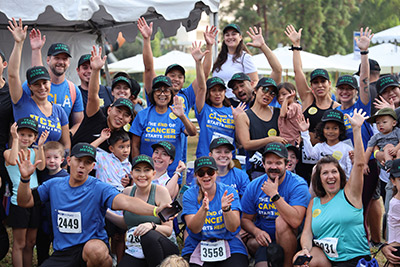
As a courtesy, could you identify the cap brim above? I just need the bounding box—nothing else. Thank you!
[379,83,400,94]
[112,104,134,116]
[51,51,72,57]
[29,76,51,85]
[152,81,172,89]
[262,151,286,158]
[73,153,96,162]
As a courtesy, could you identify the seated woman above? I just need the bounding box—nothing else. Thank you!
[106,155,179,267]
[181,156,248,266]
[294,109,371,266]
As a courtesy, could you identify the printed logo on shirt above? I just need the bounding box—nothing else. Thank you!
[202,210,226,233]
[257,196,279,219]
[332,151,343,160]
[207,112,235,130]
[29,115,62,133]
[49,92,72,108]
[144,122,178,141]
[308,107,318,115]
[312,209,321,218]
[267,128,277,137]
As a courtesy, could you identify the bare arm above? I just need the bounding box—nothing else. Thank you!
[131,134,141,158]
[247,27,281,84]
[153,185,174,237]
[220,190,240,232]
[105,210,127,229]
[357,27,373,105]
[241,212,271,246]
[59,124,71,152]
[16,149,42,208]
[235,112,287,151]
[185,191,209,234]
[344,109,368,208]
[202,26,218,80]
[90,128,111,148]
[69,111,84,135]
[170,95,197,136]
[4,122,19,166]
[111,193,167,216]
[29,28,45,67]
[138,17,156,95]
[285,25,313,108]
[86,46,106,117]
[299,199,315,254]
[191,42,208,114]
[7,18,27,104]
[35,130,49,171]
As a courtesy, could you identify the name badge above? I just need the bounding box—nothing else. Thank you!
[57,210,82,233]
[313,237,339,258]
[200,240,227,262]
[125,227,144,259]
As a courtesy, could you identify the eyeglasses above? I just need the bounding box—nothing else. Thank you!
[154,88,172,96]
[196,169,216,177]
[261,87,276,96]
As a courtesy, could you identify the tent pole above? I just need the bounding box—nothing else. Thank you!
[210,12,218,64]
[98,32,112,87]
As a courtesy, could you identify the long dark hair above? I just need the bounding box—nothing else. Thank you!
[315,121,347,142]
[205,86,231,107]
[312,156,346,198]
[212,39,251,73]
[277,82,298,101]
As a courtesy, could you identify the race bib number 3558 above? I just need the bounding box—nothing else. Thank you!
[200,240,227,262]
[57,210,82,233]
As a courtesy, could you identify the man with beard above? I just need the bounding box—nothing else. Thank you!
[23,29,84,135]
[241,142,310,267]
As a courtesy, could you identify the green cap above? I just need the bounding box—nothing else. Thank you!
[367,107,397,124]
[262,142,288,159]
[194,156,218,173]
[132,154,154,169]
[321,109,344,125]
[71,143,96,162]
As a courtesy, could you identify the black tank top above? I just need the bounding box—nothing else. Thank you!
[246,107,280,172]
[303,100,334,132]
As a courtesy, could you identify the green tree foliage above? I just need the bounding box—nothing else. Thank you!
[221,0,400,56]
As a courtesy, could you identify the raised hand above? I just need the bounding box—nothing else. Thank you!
[191,41,209,62]
[8,18,28,43]
[37,130,49,146]
[137,17,153,39]
[10,122,19,140]
[374,95,395,110]
[283,91,296,104]
[29,28,46,50]
[231,102,246,120]
[170,95,184,118]
[221,190,234,211]
[202,191,209,211]
[100,128,111,140]
[204,25,218,46]
[355,27,373,51]
[297,114,310,132]
[90,46,107,71]
[284,24,302,47]
[16,149,42,180]
[175,160,186,173]
[246,27,266,48]
[348,108,368,129]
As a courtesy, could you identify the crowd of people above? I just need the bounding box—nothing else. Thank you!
[0,16,400,267]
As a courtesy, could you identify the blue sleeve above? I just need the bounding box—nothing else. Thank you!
[37,179,52,203]
[72,85,84,112]
[240,181,257,215]
[227,185,242,212]
[129,109,145,136]
[22,81,31,95]
[286,178,311,208]
[182,187,200,217]
[98,181,120,209]
[181,84,196,110]
[55,105,69,127]
[238,170,250,196]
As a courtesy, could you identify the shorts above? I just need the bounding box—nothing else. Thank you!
[330,255,371,267]
[105,218,126,237]
[254,243,284,265]
[41,240,110,267]
[7,203,40,228]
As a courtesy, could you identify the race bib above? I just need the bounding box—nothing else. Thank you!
[249,151,263,168]
[301,145,318,164]
[313,237,339,258]
[200,240,227,262]
[125,227,144,259]
[211,132,234,144]
[57,210,82,233]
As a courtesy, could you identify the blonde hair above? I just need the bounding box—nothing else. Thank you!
[44,141,65,157]
[195,170,218,204]
[159,255,189,267]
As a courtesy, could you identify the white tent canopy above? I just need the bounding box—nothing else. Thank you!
[371,25,400,44]
[107,54,146,73]
[253,46,355,74]
[0,0,219,83]
[328,43,400,74]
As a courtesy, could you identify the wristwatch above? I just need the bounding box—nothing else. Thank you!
[222,205,231,212]
[271,193,281,203]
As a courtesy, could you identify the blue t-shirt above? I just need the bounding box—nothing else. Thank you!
[336,98,373,151]
[181,182,246,256]
[12,89,68,142]
[178,84,196,163]
[218,168,249,196]
[241,171,310,240]
[195,103,235,158]
[79,85,113,111]
[37,175,119,251]
[129,106,186,177]
[23,80,84,117]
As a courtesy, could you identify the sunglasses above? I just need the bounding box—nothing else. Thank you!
[154,88,172,95]
[196,169,216,177]
[261,86,276,96]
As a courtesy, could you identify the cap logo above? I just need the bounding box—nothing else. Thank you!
[338,76,354,83]
[379,76,396,87]
[326,112,341,120]
[312,69,326,76]
[54,43,69,52]
[29,68,46,78]
[197,158,212,167]
[20,119,36,127]
[83,55,91,61]
[79,145,95,155]
[159,141,172,150]
[266,144,282,152]
[136,155,151,163]
[119,99,134,109]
